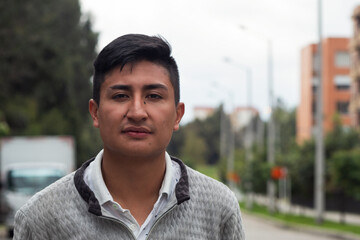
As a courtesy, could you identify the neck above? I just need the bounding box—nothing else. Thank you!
[101,150,166,204]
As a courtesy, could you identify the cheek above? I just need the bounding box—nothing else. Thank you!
[161,114,175,129]
[161,118,176,139]
[98,107,123,129]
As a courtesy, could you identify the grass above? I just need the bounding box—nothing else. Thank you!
[240,202,360,236]
[195,164,220,181]
[195,165,360,237]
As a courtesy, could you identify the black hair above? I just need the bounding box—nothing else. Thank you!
[93,34,180,105]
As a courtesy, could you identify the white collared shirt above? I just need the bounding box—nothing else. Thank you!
[83,150,180,239]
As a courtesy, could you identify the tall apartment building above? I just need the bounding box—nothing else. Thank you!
[297,38,351,144]
[350,6,360,127]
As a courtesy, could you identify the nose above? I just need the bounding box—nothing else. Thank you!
[125,96,148,121]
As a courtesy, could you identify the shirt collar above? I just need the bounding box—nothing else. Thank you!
[90,150,174,206]
[159,152,174,198]
[90,149,112,205]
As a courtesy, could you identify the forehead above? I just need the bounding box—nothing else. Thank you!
[103,61,171,86]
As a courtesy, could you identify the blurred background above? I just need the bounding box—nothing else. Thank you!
[1,0,360,239]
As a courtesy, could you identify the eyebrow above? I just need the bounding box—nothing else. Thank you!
[143,84,168,91]
[109,84,168,91]
[109,85,131,91]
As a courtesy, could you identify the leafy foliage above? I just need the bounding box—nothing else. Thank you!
[179,127,207,167]
[171,98,360,206]
[168,105,225,166]
[0,0,101,164]
[328,149,360,200]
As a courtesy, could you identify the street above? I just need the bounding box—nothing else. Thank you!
[0,213,356,240]
[243,213,356,240]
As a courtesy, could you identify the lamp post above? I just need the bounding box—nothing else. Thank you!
[315,0,325,224]
[212,82,236,189]
[238,25,276,213]
[223,57,253,207]
[223,58,252,110]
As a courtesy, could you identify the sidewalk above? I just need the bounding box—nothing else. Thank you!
[242,211,360,240]
[246,194,360,225]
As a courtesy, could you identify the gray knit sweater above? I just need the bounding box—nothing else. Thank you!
[14,157,245,239]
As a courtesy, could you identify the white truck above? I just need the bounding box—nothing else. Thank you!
[0,136,75,237]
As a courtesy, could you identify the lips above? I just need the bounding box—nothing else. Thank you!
[122,126,152,138]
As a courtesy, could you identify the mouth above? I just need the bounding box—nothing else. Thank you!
[122,126,152,138]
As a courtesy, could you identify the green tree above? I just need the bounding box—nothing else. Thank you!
[287,114,360,206]
[0,0,99,165]
[328,149,360,223]
[272,99,297,163]
[167,125,185,157]
[325,114,360,158]
[171,105,225,166]
[244,144,269,194]
[328,149,360,200]
[290,139,315,200]
[180,128,207,167]
[0,111,10,136]
[191,107,223,165]
[324,115,360,199]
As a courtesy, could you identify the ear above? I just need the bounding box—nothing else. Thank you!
[89,99,100,128]
[173,102,185,131]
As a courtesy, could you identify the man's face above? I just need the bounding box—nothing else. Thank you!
[89,60,184,159]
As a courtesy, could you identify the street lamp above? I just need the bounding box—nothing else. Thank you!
[315,0,325,224]
[223,57,254,207]
[223,57,252,111]
[209,81,236,189]
[238,25,276,213]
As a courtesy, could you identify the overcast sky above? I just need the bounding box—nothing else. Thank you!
[79,0,360,123]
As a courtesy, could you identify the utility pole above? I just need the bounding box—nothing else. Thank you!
[220,103,226,159]
[315,0,325,224]
[238,26,276,213]
[245,69,254,209]
[266,39,276,214]
[227,112,235,190]
[223,58,252,191]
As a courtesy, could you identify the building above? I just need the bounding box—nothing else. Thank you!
[193,106,215,121]
[297,38,351,144]
[350,6,360,127]
[230,107,259,131]
[193,106,259,131]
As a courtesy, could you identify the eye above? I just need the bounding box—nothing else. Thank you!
[146,94,162,100]
[112,93,129,100]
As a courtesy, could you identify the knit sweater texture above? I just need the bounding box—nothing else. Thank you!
[14,157,245,240]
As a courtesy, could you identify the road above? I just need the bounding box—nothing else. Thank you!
[0,213,355,240]
[243,213,355,240]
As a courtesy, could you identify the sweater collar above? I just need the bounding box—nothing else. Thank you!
[74,155,190,216]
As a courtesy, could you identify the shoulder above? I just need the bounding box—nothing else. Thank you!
[14,172,91,239]
[183,166,245,237]
[186,166,234,195]
[186,166,239,211]
[18,172,78,216]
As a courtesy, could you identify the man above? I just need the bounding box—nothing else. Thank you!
[14,34,245,239]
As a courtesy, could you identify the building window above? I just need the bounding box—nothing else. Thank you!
[312,101,316,115]
[336,101,349,115]
[335,51,350,68]
[313,53,320,73]
[312,86,317,95]
[334,75,350,90]
[312,77,319,95]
